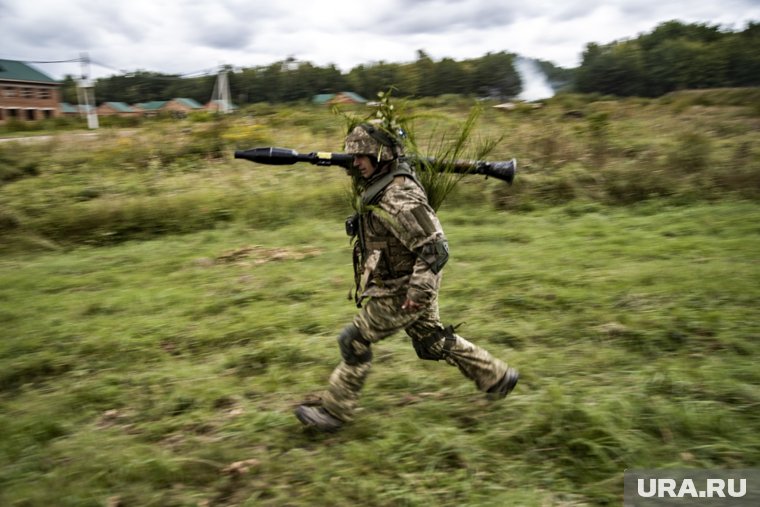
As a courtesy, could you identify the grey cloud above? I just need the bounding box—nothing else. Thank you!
[1,2,150,53]
[4,16,99,50]
[619,0,758,23]
[618,0,664,18]
[515,1,609,23]
[549,2,597,22]
[197,29,252,50]
[182,0,288,27]
[79,4,152,44]
[373,0,519,35]
[177,1,284,49]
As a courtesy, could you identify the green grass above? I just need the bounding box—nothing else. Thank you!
[1,92,760,505]
[1,200,759,506]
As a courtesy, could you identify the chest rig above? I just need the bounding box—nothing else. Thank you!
[346,161,423,307]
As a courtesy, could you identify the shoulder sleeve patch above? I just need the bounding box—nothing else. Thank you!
[411,205,436,236]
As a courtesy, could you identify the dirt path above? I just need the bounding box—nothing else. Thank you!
[0,130,136,144]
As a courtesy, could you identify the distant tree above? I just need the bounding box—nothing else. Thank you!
[433,57,470,95]
[94,71,183,104]
[347,61,402,99]
[723,22,760,86]
[166,75,215,104]
[260,62,285,102]
[395,63,421,97]
[59,75,79,104]
[85,49,569,105]
[413,50,437,97]
[576,20,760,96]
[576,42,646,96]
[471,52,521,98]
[535,59,576,91]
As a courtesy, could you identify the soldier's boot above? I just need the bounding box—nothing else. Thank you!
[486,367,519,400]
[294,405,344,432]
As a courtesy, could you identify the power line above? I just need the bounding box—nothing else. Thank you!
[89,58,130,75]
[13,55,221,79]
[89,59,217,79]
[180,68,218,78]
[16,58,83,64]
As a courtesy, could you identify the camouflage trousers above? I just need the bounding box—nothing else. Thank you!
[321,293,509,422]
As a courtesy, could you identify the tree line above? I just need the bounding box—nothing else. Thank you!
[575,20,760,97]
[59,20,758,106]
[61,50,539,106]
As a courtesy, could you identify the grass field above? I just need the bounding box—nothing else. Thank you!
[1,92,759,506]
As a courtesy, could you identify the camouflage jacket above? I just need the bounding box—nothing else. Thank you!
[352,161,449,306]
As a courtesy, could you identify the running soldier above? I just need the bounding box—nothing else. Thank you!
[295,123,518,431]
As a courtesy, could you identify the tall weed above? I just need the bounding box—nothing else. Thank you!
[665,131,712,173]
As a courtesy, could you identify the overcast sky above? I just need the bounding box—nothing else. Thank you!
[2,0,759,80]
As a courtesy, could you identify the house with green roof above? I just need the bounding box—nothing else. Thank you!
[165,97,205,117]
[59,102,79,115]
[312,94,335,105]
[132,100,168,117]
[97,101,139,117]
[0,59,61,123]
[312,91,367,106]
[59,103,95,117]
[131,98,204,118]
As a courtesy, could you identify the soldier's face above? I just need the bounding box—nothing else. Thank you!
[353,155,376,179]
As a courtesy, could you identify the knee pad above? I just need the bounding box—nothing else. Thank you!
[412,325,456,361]
[337,324,373,366]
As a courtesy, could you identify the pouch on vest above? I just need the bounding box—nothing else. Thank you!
[420,238,449,274]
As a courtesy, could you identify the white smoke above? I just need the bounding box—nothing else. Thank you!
[515,57,555,102]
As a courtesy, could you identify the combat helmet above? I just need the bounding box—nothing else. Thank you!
[344,123,403,162]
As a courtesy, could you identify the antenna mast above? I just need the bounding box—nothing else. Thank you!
[78,53,99,129]
[210,65,232,113]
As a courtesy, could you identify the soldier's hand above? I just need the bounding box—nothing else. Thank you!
[401,298,422,312]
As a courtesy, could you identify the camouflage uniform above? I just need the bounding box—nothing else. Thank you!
[297,125,516,429]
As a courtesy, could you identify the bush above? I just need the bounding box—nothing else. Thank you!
[587,112,611,167]
[1,119,34,133]
[712,145,760,198]
[0,143,42,183]
[527,174,578,204]
[661,88,760,111]
[601,164,676,205]
[188,111,215,123]
[29,191,234,245]
[99,115,143,128]
[188,119,229,159]
[526,122,580,170]
[0,207,21,232]
[665,131,712,173]
[222,123,273,149]
[53,116,87,129]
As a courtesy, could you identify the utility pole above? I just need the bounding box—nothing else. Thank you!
[78,52,99,129]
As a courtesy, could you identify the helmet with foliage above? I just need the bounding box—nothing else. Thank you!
[344,123,403,161]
